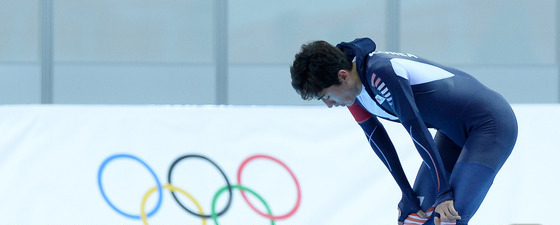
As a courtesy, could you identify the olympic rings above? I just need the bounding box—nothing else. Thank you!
[97,153,301,223]
[237,154,302,220]
[141,184,207,225]
[212,185,275,225]
[168,154,232,219]
[98,154,163,219]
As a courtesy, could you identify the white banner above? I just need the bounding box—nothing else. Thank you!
[0,104,557,225]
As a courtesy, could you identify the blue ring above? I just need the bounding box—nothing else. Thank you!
[97,153,163,219]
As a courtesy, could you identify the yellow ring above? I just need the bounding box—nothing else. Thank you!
[141,184,207,225]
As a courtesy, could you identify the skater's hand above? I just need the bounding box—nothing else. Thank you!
[434,200,461,225]
[397,208,427,225]
[396,193,423,224]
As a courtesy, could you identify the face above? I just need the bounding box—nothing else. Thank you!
[318,72,360,108]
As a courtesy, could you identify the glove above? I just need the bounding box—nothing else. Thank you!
[400,207,434,225]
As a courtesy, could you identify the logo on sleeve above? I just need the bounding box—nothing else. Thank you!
[375,95,386,104]
[370,72,393,106]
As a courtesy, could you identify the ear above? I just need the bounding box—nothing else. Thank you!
[337,69,350,81]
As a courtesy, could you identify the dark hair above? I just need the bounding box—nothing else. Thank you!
[290,40,352,100]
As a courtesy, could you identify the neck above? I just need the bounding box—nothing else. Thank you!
[351,62,363,93]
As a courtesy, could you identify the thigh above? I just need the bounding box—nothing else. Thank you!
[448,110,518,224]
[412,131,461,210]
[407,132,462,224]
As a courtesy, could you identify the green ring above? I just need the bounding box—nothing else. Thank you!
[211,185,275,225]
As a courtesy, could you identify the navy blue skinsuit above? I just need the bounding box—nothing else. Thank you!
[337,38,518,224]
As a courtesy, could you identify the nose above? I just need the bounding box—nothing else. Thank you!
[322,99,335,108]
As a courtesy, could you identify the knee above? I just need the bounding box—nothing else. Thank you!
[449,162,497,223]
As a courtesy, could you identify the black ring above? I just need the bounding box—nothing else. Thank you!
[167,154,233,218]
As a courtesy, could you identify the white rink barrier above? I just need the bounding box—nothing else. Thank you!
[0,104,557,225]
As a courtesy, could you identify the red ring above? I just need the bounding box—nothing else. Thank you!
[236,154,301,220]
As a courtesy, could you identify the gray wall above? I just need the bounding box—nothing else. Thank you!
[0,0,558,105]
